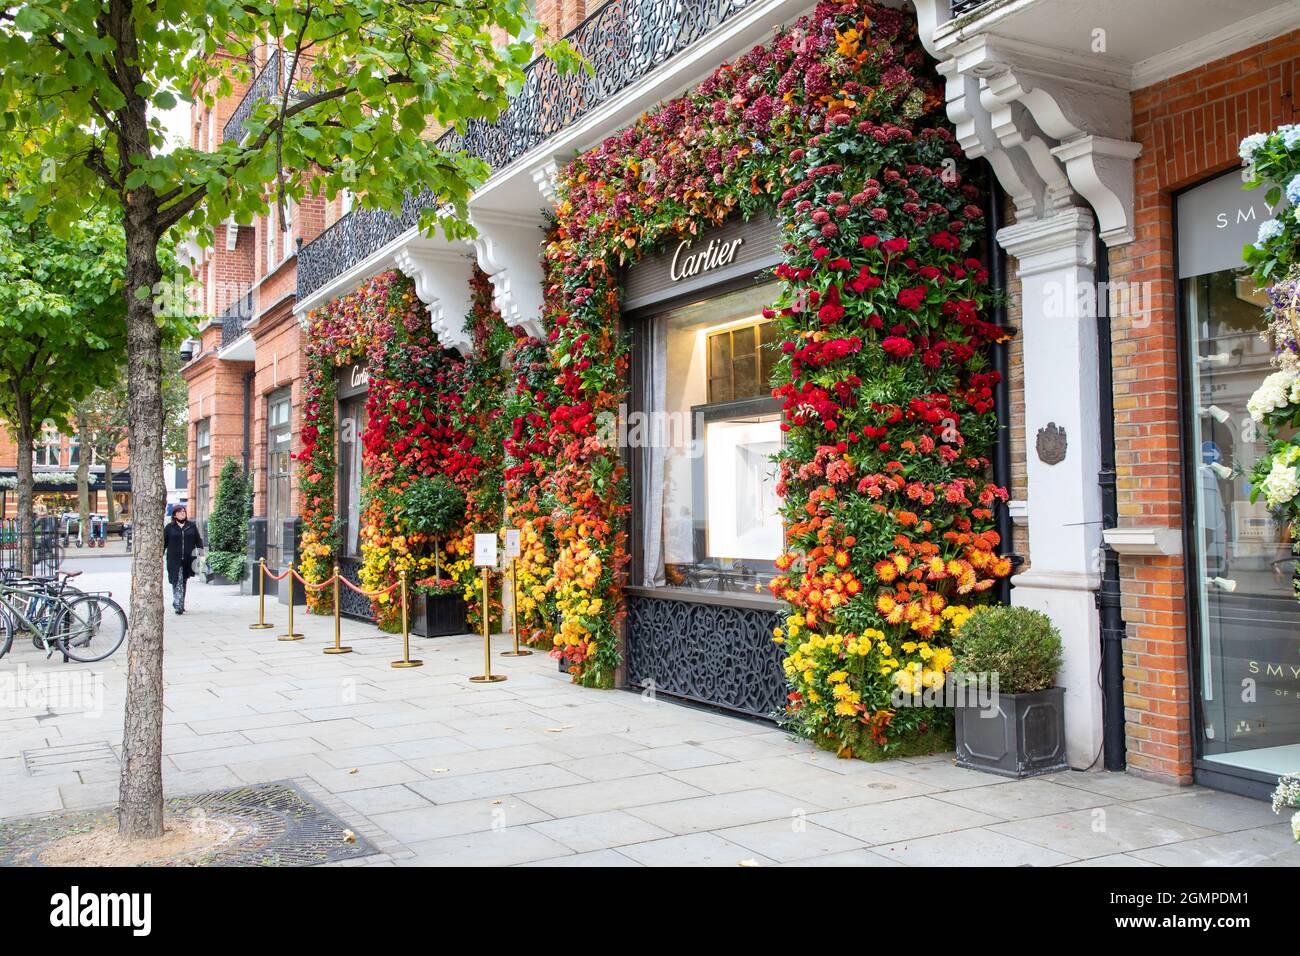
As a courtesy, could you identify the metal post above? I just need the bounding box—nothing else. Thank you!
[501,557,531,657]
[249,557,273,629]
[469,566,505,682]
[277,562,304,641]
[391,570,422,668]
[324,563,352,654]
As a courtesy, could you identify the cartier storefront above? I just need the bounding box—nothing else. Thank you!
[623,215,789,717]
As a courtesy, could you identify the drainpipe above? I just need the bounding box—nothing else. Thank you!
[242,370,253,475]
[1095,234,1127,771]
[985,176,1016,605]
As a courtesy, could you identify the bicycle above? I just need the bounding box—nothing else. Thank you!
[0,570,128,663]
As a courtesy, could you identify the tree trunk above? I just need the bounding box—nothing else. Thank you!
[117,196,166,841]
[104,453,119,524]
[15,392,34,575]
[75,415,90,547]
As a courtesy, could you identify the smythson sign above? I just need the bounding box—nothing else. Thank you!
[623,215,782,312]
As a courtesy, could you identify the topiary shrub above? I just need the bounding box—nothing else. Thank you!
[206,458,252,581]
[402,474,465,539]
[951,606,1063,695]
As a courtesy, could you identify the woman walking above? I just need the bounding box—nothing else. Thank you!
[163,505,202,615]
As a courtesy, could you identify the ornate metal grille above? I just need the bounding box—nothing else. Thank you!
[337,556,373,621]
[297,0,755,301]
[218,290,255,348]
[223,51,281,144]
[625,594,787,719]
[296,189,436,301]
[949,0,995,16]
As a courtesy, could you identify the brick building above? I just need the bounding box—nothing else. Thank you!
[185,0,1300,798]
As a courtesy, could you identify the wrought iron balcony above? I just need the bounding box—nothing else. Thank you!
[218,290,255,348]
[949,0,997,16]
[298,0,754,301]
[223,51,281,144]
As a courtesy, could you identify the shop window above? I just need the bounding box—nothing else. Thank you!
[337,394,367,557]
[632,283,783,596]
[194,419,211,530]
[1179,169,1300,778]
[266,391,292,567]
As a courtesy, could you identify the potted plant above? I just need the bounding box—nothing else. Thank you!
[951,605,1067,777]
[402,475,468,637]
[204,459,252,586]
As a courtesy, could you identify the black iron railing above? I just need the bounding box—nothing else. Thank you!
[0,519,63,578]
[949,0,997,16]
[219,290,255,348]
[223,50,281,144]
[298,0,754,301]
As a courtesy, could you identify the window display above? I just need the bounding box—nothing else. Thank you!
[632,283,782,596]
[1180,171,1300,778]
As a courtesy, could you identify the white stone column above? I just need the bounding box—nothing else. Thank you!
[998,205,1104,770]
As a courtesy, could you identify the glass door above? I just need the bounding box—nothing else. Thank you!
[1184,269,1300,778]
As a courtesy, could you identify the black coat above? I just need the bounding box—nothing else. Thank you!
[164,520,203,581]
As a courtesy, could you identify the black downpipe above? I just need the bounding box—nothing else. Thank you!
[242,370,254,474]
[985,176,1016,605]
[1095,235,1127,771]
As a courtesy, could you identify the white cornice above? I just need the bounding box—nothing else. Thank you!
[1131,1,1300,89]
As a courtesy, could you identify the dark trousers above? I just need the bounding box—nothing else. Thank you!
[171,568,187,612]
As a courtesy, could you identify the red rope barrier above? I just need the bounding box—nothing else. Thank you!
[264,567,291,582]
[290,569,335,592]
[339,576,400,598]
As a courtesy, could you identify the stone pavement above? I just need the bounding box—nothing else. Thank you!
[2,564,1297,867]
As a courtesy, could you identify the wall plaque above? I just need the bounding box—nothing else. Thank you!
[1036,423,1068,465]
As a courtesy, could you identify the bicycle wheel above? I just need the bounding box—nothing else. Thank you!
[0,613,11,658]
[54,595,127,663]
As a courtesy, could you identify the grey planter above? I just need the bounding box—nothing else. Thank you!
[955,686,1068,778]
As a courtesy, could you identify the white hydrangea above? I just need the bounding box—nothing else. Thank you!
[1247,370,1299,421]
[1293,810,1300,843]
[1257,218,1285,246]
[1261,454,1300,508]
[1239,132,1269,162]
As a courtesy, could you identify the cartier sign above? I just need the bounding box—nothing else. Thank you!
[623,214,781,311]
[670,235,744,281]
[337,362,369,400]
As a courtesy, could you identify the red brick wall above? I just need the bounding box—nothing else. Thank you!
[1110,30,1300,782]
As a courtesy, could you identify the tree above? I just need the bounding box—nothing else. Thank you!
[0,0,579,840]
[72,370,130,539]
[205,457,252,580]
[0,202,127,571]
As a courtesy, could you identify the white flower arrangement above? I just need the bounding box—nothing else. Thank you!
[1273,773,1300,843]
[0,472,79,490]
[1261,448,1300,507]
[1239,131,1269,163]
[1247,369,1300,422]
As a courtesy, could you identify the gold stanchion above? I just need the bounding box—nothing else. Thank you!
[391,570,422,668]
[501,556,531,657]
[277,563,304,641]
[249,557,273,629]
[469,566,506,682]
[324,563,352,655]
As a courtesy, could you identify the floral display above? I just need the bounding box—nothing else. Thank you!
[1242,124,1300,602]
[527,0,1011,735]
[297,269,513,629]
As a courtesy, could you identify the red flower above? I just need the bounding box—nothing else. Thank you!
[896,286,926,310]
[881,336,915,359]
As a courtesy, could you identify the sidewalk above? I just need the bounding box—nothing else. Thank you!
[1,568,1296,867]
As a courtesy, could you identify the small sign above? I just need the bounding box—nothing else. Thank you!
[473,533,498,567]
[503,529,521,559]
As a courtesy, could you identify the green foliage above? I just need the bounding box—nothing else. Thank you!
[1240,127,1300,284]
[206,458,252,578]
[401,474,465,540]
[0,1,583,247]
[0,203,128,434]
[951,606,1063,695]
